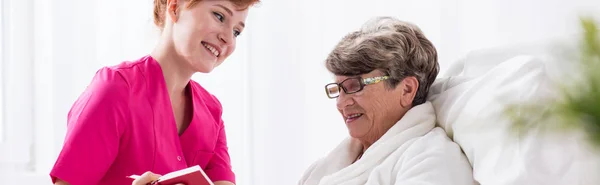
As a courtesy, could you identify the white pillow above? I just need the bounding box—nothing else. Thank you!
[442,37,577,78]
[428,54,600,185]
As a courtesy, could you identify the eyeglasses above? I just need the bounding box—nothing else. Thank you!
[325,76,390,99]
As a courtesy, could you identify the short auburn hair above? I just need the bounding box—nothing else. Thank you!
[153,0,260,28]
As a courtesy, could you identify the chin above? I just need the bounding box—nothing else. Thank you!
[348,131,367,139]
[347,127,365,138]
[194,66,215,73]
[190,60,218,73]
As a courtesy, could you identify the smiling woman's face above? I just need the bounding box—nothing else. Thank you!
[170,0,249,73]
[335,70,417,142]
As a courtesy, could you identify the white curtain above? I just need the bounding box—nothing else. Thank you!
[1,0,599,184]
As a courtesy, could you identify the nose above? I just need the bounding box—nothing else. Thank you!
[336,92,355,109]
[218,29,234,46]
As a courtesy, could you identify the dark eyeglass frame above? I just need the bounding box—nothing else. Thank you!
[325,76,390,99]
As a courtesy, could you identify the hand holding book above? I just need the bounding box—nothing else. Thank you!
[129,165,213,185]
[130,171,162,185]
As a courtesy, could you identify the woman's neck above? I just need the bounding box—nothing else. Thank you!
[150,38,195,97]
[358,130,384,153]
[357,118,401,156]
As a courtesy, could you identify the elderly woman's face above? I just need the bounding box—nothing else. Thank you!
[334,70,416,140]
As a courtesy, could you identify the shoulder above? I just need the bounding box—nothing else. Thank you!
[103,55,154,85]
[86,66,130,99]
[85,57,149,95]
[298,157,327,185]
[406,127,466,159]
[71,56,155,112]
[393,127,475,184]
[67,66,130,119]
[88,55,157,92]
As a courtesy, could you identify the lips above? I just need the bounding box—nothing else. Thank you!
[201,41,221,57]
[344,113,364,123]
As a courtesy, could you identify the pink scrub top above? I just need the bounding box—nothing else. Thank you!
[50,55,235,185]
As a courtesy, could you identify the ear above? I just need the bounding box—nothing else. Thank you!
[166,0,180,23]
[398,76,419,108]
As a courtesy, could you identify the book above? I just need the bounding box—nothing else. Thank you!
[129,165,214,185]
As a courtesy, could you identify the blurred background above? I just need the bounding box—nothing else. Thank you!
[0,0,599,184]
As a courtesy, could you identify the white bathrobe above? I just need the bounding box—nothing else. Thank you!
[298,102,476,185]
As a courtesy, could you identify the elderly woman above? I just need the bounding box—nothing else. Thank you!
[298,17,476,185]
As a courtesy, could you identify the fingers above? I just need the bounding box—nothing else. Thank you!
[132,171,161,185]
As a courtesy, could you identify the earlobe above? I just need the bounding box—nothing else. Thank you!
[400,77,419,107]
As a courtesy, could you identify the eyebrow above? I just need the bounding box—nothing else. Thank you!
[215,4,246,28]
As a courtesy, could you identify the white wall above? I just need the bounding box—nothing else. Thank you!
[0,0,5,144]
[1,0,35,176]
[439,0,600,68]
[1,0,599,184]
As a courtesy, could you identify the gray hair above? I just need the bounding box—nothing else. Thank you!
[325,17,439,106]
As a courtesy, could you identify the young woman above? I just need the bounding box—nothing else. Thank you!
[50,0,259,185]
